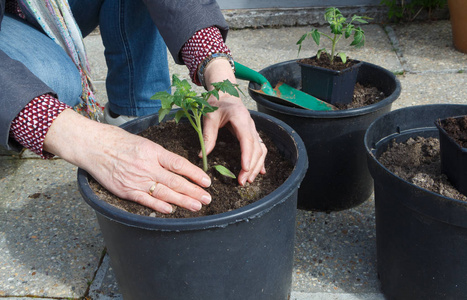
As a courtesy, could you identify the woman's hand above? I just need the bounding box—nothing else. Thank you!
[44,109,212,214]
[202,58,267,186]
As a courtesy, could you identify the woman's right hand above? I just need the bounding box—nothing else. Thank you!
[43,109,212,214]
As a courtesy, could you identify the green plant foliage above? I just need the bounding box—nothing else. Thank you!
[380,0,447,22]
[297,7,371,64]
[213,165,236,179]
[151,75,240,176]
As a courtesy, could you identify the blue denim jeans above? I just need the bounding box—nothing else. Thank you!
[0,14,83,107]
[0,0,170,116]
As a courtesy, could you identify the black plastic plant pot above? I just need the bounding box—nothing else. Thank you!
[364,104,467,300]
[77,110,308,300]
[435,116,467,196]
[248,60,400,212]
[298,56,363,105]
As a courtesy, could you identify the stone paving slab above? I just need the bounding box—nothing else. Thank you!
[0,159,104,298]
[392,20,467,73]
[394,72,467,111]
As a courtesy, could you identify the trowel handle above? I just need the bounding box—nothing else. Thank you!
[234,62,270,86]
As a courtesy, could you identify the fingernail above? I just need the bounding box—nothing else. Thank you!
[202,177,211,187]
[191,201,202,211]
[163,206,173,214]
[240,177,247,186]
[201,194,212,205]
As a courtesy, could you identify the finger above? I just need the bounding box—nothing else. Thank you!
[149,181,206,212]
[238,137,267,184]
[200,115,220,156]
[132,192,174,214]
[228,122,259,183]
[156,149,211,188]
[148,168,212,205]
[247,142,268,182]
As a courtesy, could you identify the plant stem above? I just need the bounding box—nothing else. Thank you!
[195,113,208,172]
[183,108,208,172]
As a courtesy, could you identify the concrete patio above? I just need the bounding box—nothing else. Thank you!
[1,17,466,300]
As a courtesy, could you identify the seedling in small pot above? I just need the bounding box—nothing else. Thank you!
[297,7,371,64]
[151,75,240,178]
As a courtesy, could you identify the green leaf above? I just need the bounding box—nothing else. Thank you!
[174,109,185,123]
[151,91,173,107]
[193,96,212,108]
[211,80,240,98]
[172,94,184,107]
[297,32,307,45]
[350,29,365,48]
[213,165,236,179]
[345,26,353,39]
[338,52,347,64]
[207,89,220,101]
[202,106,218,115]
[330,22,343,35]
[158,108,171,123]
[317,48,327,59]
[311,29,320,46]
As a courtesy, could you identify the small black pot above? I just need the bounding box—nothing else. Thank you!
[435,116,467,196]
[249,60,401,211]
[298,56,362,105]
[365,104,467,300]
[78,110,308,300]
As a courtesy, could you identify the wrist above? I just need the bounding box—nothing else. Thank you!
[197,53,235,90]
[201,58,237,93]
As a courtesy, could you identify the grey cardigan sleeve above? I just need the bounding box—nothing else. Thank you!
[0,50,55,151]
[0,2,54,151]
[142,0,229,64]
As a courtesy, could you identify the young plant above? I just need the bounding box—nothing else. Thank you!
[151,74,240,178]
[297,7,371,64]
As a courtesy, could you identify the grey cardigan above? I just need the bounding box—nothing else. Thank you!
[0,0,229,151]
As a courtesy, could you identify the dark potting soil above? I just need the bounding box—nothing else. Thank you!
[89,120,293,218]
[378,136,467,202]
[438,115,467,148]
[339,82,385,110]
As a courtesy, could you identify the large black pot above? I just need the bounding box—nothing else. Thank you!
[78,110,308,300]
[249,60,401,211]
[364,104,467,300]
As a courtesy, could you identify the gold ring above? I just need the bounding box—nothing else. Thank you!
[148,182,157,195]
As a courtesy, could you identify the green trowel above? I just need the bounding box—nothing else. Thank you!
[234,62,334,111]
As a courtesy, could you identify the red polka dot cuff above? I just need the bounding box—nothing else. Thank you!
[181,26,232,86]
[9,94,71,159]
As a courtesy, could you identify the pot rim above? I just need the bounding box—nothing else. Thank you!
[364,104,467,227]
[435,115,467,153]
[77,110,308,232]
[248,59,401,119]
[297,56,363,75]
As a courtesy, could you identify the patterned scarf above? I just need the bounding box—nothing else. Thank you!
[18,0,103,121]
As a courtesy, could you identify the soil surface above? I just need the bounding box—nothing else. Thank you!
[338,82,385,110]
[90,121,293,218]
[298,54,386,110]
[378,136,467,202]
[438,115,467,147]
